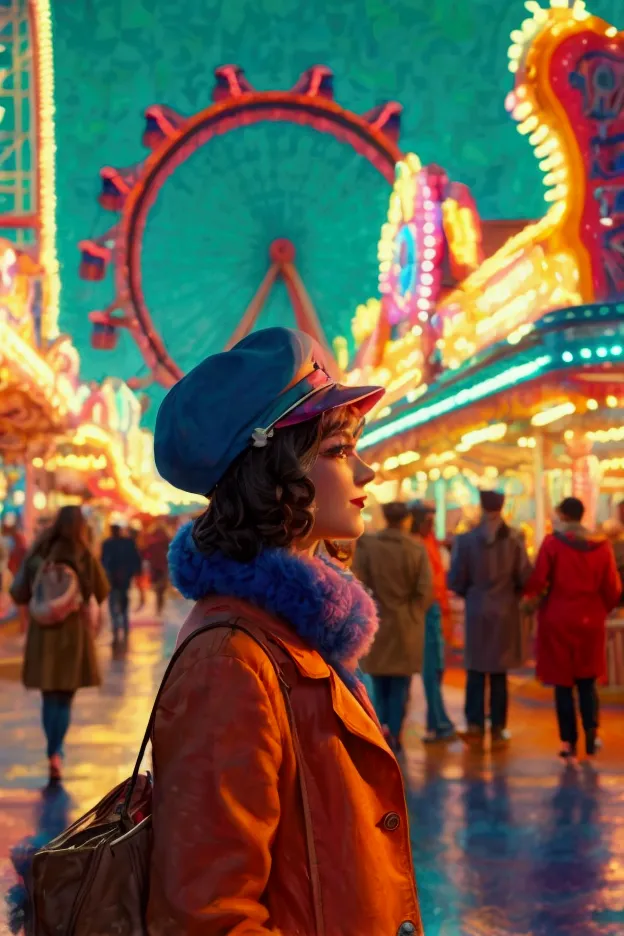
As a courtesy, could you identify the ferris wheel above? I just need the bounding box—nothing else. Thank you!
[79,65,403,396]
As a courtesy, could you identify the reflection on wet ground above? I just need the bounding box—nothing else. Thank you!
[1,602,623,935]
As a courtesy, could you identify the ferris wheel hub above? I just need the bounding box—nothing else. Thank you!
[269,238,296,264]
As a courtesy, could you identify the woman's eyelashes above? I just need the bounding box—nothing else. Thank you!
[322,440,356,459]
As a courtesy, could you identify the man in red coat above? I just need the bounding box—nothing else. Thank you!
[525,497,621,761]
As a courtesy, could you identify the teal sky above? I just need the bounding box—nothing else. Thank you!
[51,0,623,426]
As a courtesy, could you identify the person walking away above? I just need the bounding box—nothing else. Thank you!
[101,519,142,646]
[411,502,456,742]
[10,506,109,784]
[128,520,148,611]
[354,501,432,753]
[524,497,621,761]
[143,525,170,615]
[448,490,532,747]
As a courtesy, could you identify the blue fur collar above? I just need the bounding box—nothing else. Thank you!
[169,523,378,674]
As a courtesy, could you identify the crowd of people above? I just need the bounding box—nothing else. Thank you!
[354,490,622,763]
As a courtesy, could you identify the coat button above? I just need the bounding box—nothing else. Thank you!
[397,923,416,936]
[382,811,401,831]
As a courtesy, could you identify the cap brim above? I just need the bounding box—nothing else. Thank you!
[275,383,385,429]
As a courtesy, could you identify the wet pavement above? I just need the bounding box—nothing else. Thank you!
[0,600,623,935]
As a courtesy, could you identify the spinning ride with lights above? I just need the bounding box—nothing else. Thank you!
[79,65,404,387]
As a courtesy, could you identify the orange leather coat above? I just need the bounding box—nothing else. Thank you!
[147,597,422,936]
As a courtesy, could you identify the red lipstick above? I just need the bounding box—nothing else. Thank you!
[350,496,367,509]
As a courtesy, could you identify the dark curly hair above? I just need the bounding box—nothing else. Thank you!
[192,408,353,562]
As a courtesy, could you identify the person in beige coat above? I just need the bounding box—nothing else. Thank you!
[354,501,432,751]
[10,506,110,784]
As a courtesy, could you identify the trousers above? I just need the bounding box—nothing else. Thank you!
[369,675,412,741]
[554,678,596,752]
[422,603,454,736]
[41,691,74,758]
[109,587,130,637]
[465,670,508,731]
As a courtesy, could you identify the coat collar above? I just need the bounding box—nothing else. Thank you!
[169,523,378,677]
[178,595,331,680]
[180,594,391,756]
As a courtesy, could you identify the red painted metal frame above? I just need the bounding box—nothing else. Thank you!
[119,92,404,383]
[0,215,40,229]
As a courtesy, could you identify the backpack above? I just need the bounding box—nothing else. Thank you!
[28,554,83,627]
[24,619,324,936]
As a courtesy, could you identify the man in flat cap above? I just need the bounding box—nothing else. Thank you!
[448,490,532,746]
[354,501,432,753]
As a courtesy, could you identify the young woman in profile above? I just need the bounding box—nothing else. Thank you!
[10,505,109,784]
[147,327,423,936]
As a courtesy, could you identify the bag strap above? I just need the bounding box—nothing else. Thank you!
[123,617,325,936]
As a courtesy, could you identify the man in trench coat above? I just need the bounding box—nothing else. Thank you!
[354,501,432,752]
[448,490,532,745]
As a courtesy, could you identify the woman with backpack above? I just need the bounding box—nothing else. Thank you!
[10,505,110,784]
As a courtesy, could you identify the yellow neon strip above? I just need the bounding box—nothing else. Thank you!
[32,0,60,338]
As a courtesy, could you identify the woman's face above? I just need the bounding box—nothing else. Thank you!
[302,409,375,546]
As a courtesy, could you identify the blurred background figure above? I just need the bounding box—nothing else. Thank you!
[449,490,532,748]
[603,514,624,606]
[525,497,622,762]
[353,501,432,753]
[128,519,149,611]
[101,516,142,647]
[410,502,456,743]
[9,506,109,784]
[4,512,28,580]
[143,523,171,616]
[0,513,28,619]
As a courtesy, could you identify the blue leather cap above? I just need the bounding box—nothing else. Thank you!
[154,327,384,495]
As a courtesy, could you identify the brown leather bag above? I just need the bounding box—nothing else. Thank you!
[25,621,325,936]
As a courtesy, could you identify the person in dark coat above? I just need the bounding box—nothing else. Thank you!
[101,521,142,645]
[448,490,532,746]
[354,501,432,752]
[10,506,110,784]
[143,525,171,615]
[525,497,621,761]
